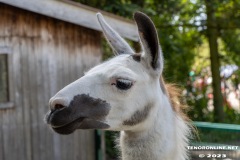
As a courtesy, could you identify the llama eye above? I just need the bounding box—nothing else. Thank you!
[115,79,133,90]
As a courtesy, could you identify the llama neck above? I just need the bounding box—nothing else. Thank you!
[119,93,189,160]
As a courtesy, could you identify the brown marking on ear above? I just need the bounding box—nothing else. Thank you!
[123,104,152,126]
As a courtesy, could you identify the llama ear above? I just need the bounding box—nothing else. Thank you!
[134,12,163,72]
[97,13,134,55]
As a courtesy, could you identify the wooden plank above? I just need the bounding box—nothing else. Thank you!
[10,14,27,159]
[79,131,88,160]
[68,25,77,88]
[72,27,81,160]
[0,112,4,160]
[57,21,65,160]
[87,131,96,160]
[88,32,100,160]
[59,21,75,160]
[46,23,61,160]
[9,32,24,160]
[41,21,54,160]
[73,132,80,160]
[72,28,81,160]
[2,110,11,160]
[81,29,97,160]
[51,20,65,160]
[28,37,40,160]
[81,33,88,160]
[90,33,102,160]
[0,0,138,41]
[15,37,27,160]
[35,31,47,160]
[21,37,32,160]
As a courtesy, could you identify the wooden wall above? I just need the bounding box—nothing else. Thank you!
[0,3,102,160]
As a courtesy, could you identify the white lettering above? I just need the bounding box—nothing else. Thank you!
[187,145,239,150]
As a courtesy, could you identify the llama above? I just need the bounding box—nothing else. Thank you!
[45,12,191,160]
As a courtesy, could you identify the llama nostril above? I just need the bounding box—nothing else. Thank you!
[49,97,69,111]
[54,104,65,110]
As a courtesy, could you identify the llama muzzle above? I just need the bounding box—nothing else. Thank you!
[45,94,111,134]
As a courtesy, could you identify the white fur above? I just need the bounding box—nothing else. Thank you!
[49,13,191,160]
[50,54,191,160]
[119,85,190,160]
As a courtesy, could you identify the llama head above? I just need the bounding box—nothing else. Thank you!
[45,12,165,134]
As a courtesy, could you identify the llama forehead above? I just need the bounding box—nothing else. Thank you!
[86,54,149,80]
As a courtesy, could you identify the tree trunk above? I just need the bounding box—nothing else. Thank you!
[205,0,224,122]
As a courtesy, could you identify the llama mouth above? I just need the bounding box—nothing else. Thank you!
[50,117,110,135]
[45,110,110,135]
[51,117,85,135]
[44,108,84,130]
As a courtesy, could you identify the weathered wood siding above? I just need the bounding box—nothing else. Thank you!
[0,3,102,160]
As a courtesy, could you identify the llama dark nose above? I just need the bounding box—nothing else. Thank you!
[49,97,69,111]
[53,104,65,110]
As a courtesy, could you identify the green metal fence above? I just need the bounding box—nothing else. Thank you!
[190,122,240,160]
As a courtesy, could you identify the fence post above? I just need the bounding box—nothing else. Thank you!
[95,130,106,160]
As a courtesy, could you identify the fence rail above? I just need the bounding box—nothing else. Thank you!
[193,121,240,132]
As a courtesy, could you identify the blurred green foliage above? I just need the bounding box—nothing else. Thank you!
[105,131,119,159]
[186,81,240,124]
[200,130,239,145]
[74,0,203,83]
[74,0,240,83]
